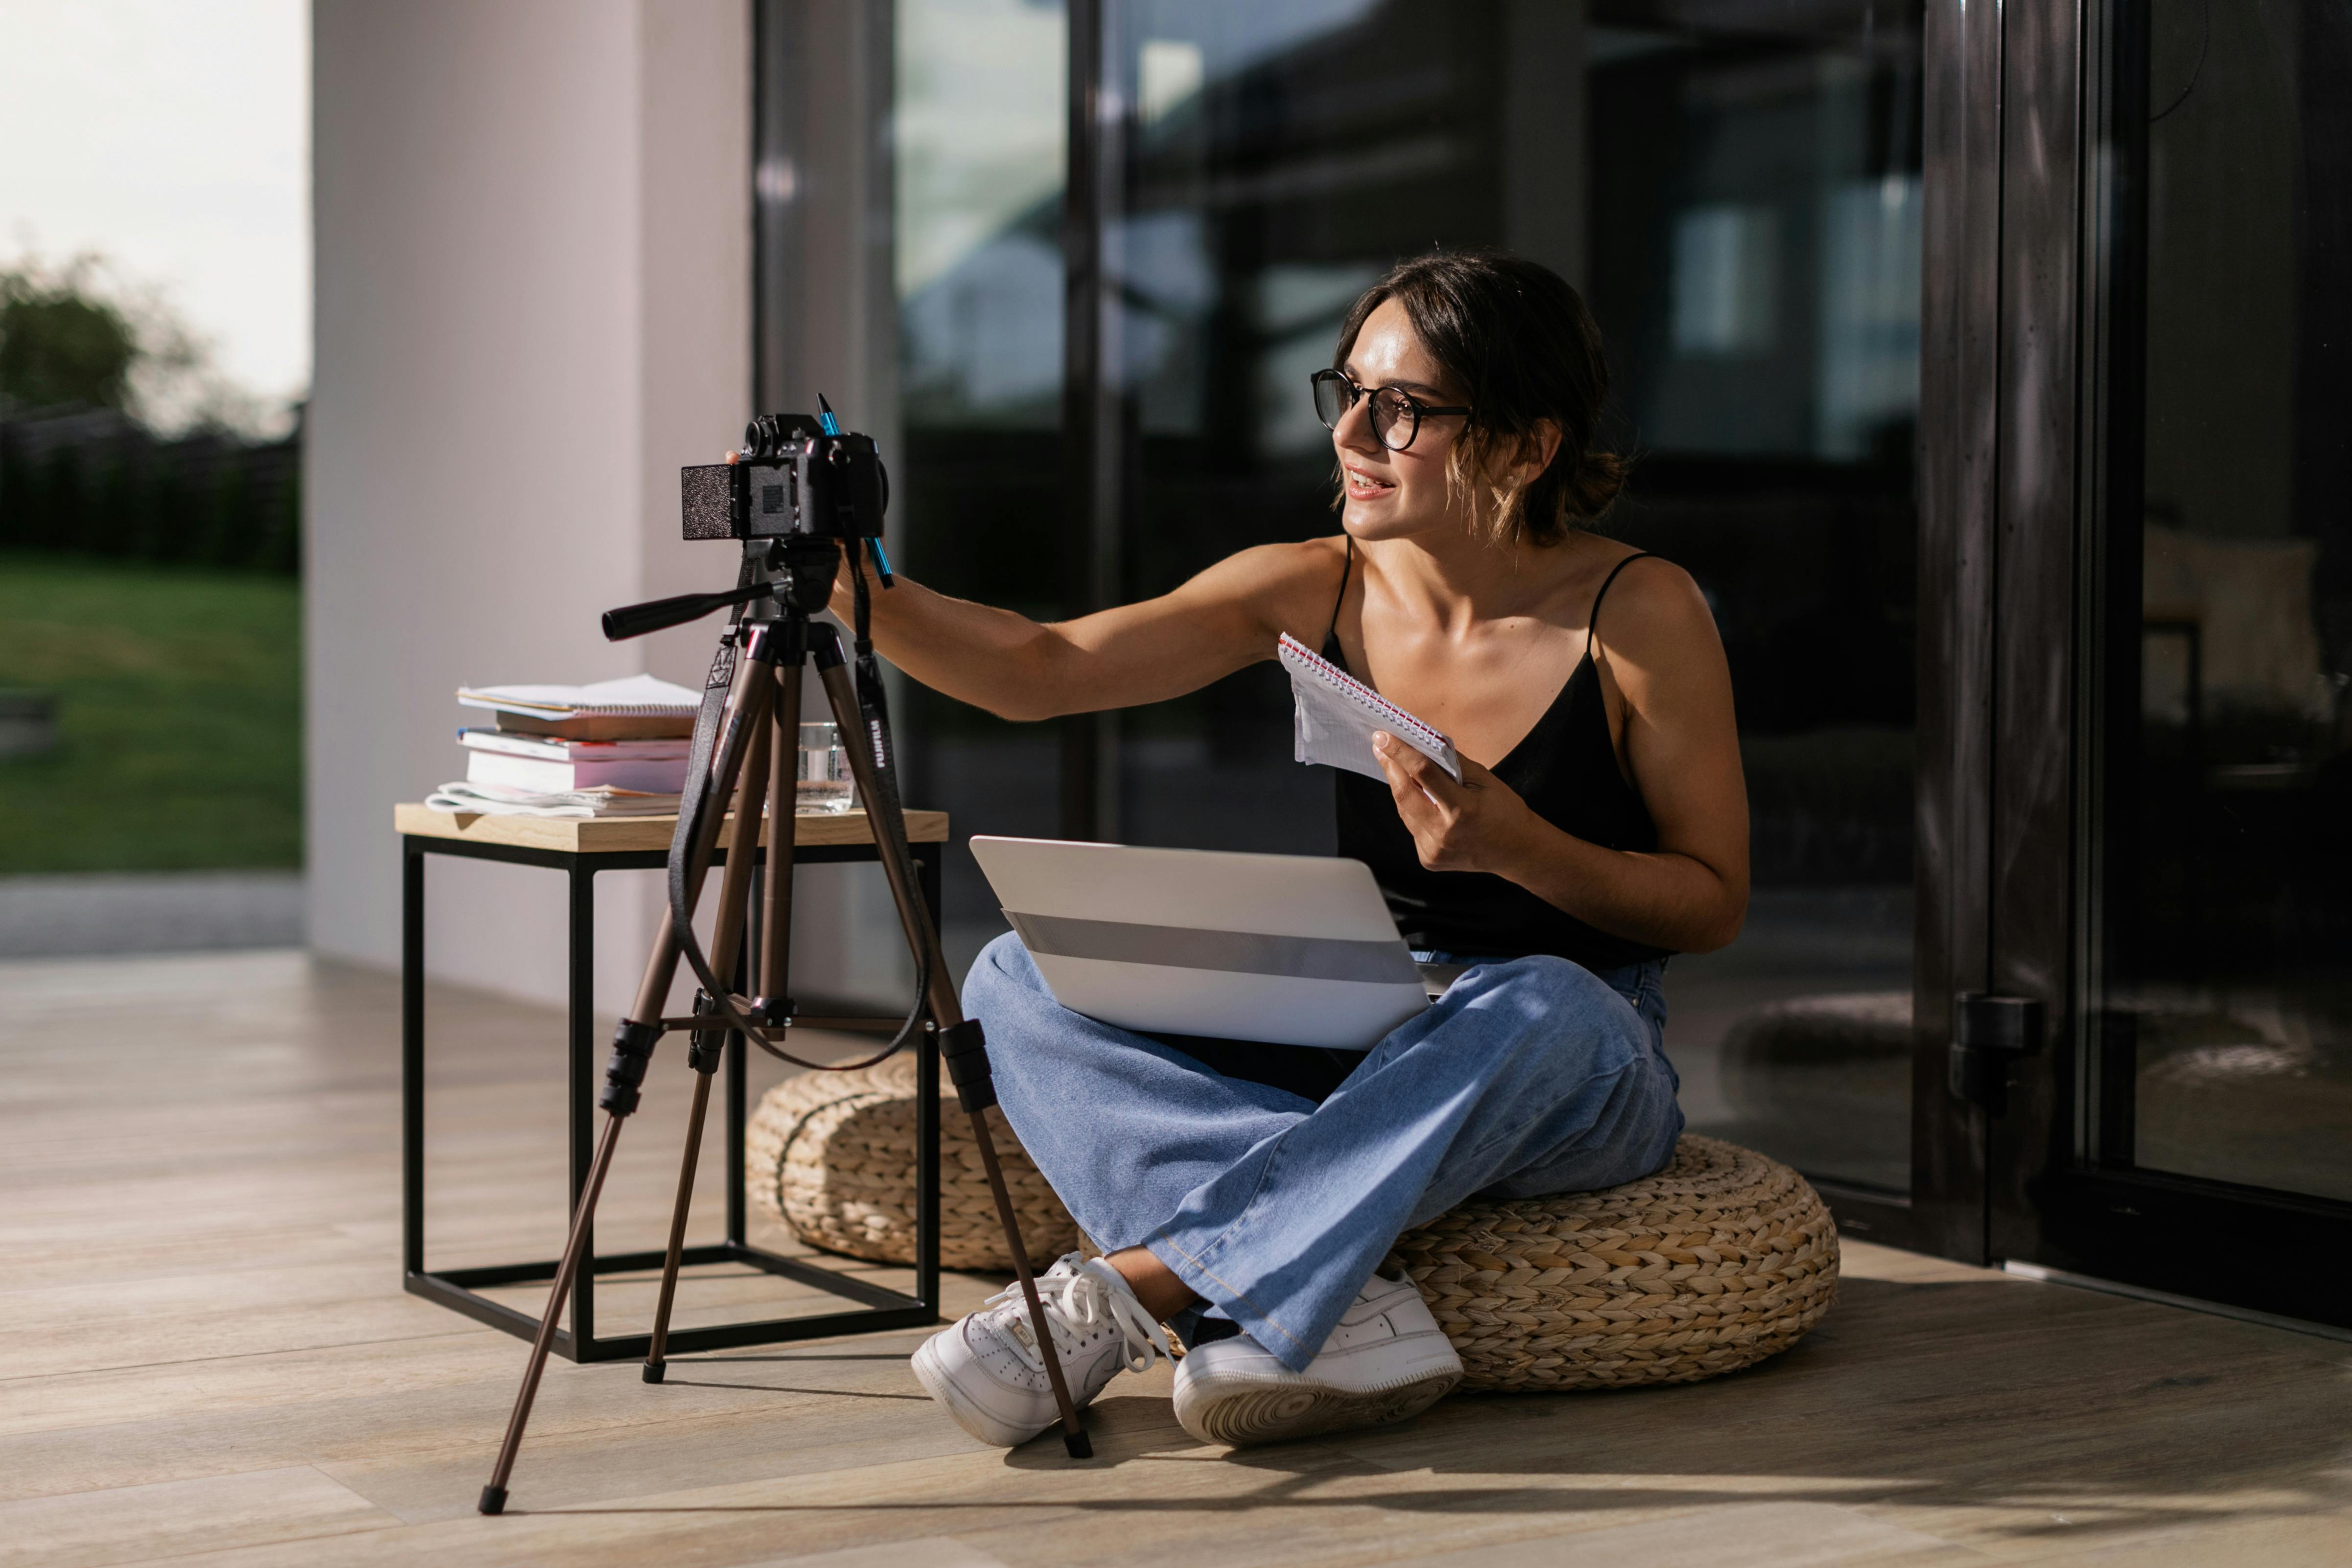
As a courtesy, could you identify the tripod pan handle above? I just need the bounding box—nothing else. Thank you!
[602,582,769,641]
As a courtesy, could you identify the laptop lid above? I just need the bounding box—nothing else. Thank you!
[968,836,1430,1051]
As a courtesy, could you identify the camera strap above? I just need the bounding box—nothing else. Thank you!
[663,558,756,883]
[656,550,922,1074]
[850,541,893,758]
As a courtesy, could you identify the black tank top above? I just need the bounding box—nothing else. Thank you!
[1324,543,1674,971]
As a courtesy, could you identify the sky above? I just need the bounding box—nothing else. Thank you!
[0,0,310,406]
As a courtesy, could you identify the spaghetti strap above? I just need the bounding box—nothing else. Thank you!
[1587,551,1653,647]
[1329,537,1670,972]
[1323,536,1356,650]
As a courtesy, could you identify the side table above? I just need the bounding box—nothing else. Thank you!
[394,802,949,1362]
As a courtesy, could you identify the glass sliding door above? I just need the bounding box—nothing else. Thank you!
[2094,0,2352,1206]
[1990,0,2352,1324]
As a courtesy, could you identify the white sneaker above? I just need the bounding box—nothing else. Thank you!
[1171,1270,1461,1447]
[910,1253,1172,1447]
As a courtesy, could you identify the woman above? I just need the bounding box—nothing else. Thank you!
[842,250,1747,1448]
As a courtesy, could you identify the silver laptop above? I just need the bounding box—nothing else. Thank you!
[968,836,1433,1050]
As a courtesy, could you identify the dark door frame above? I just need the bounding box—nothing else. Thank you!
[1060,0,1126,843]
[1882,0,2009,1264]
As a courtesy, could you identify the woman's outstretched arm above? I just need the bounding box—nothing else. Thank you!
[831,540,1343,723]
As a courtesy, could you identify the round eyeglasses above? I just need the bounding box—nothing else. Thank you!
[1310,369,1472,452]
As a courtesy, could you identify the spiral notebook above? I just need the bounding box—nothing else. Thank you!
[1277,633,1462,784]
[455,674,702,718]
[456,674,703,740]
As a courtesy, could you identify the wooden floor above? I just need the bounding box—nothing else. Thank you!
[6,951,2352,1568]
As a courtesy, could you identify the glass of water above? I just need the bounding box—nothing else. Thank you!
[795,720,856,814]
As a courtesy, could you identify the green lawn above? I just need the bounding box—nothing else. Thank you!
[0,553,301,872]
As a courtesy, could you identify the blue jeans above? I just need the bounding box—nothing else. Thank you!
[965,933,1685,1374]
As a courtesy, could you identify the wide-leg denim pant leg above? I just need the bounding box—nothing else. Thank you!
[964,931,1684,1374]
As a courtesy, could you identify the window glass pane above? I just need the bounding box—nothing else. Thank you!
[893,0,1066,970]
[2094,0,2352,1202]
[1582,7,1921,1196]
[897,0,1065,428]
[1107,0,1430,856]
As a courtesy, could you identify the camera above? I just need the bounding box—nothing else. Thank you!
[680,412,888,542]
[603,407,892,640]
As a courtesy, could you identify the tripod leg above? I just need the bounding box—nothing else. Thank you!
[480,1103,627,1514]
[645,717,776,1383]
[480,635,774,1514]
[814,645,1092,1459]
[641,1069,715,1384]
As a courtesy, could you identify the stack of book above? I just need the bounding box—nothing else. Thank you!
[426,676,701,819]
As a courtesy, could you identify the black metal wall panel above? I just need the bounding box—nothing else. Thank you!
[1060,0,1112,841]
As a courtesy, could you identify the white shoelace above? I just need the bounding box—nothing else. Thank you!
[984,1255,1173,1375]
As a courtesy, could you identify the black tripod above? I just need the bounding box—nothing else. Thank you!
[478,534,1088,1516]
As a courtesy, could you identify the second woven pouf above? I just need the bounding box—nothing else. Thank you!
[1386,1134,1839,1391]
[746,1054,1080,1270]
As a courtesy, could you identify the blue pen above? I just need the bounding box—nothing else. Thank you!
[817,394,893,585]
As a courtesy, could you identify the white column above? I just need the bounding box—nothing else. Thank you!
[307,0,749,1009]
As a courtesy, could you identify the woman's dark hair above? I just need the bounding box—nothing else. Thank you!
[1332,249,1627,546]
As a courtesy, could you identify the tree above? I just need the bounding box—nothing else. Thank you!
[0,254,301,572]
[0,268,140,413]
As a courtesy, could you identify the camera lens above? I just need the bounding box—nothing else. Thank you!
[743,419,767,460]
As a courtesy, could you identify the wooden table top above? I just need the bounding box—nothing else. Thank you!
[393,802,947,855]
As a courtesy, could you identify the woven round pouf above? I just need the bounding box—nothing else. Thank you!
[745,1054,1080,1270]
[1386,1135,1838,1391]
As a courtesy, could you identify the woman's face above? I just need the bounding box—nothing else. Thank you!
[1331,298,1472,543]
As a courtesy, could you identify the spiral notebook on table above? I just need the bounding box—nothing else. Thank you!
[456,675,703,740]
[1277,633,1461,784]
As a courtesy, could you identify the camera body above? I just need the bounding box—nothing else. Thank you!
[680,413,887,543]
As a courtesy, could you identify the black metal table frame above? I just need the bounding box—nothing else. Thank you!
[400,829,943,1363]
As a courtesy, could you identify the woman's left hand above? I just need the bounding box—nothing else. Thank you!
[1371,731,1537,876]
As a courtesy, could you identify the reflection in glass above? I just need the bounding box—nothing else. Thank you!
[1585,6,1922,1196]
[1104,0,1497,857]
[2094,0,2352,1202]
[893,0,1068,968]
[897,0,1066,428]
[1672,204,1782,359]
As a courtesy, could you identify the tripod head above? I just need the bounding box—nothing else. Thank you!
[600,534,845,642]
